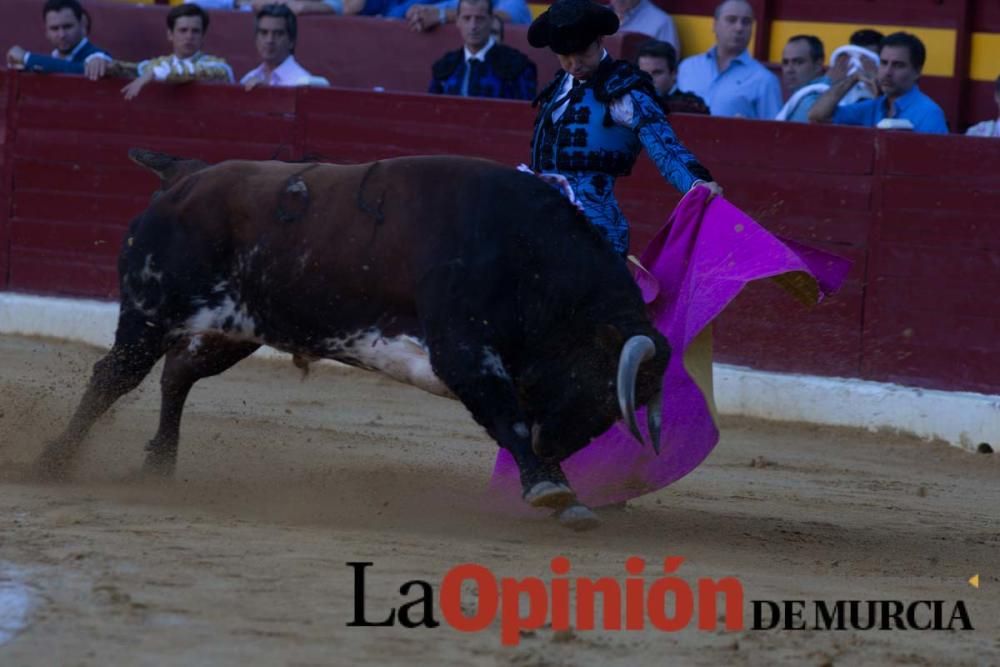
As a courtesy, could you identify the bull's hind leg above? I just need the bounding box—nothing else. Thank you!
[144,336,259,476]
[36,309,168,480]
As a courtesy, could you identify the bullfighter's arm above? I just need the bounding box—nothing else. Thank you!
[137,56,235,84]
[611,89,715,194]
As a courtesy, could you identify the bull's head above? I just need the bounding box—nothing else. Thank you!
[520,325,669,462]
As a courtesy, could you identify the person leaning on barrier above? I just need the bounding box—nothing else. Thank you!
[429,0,536,100]
[965,75,1000,138]
[676,0,781,119]
[808,32,948,134]
[241,4,328,89]
[6,0,111,76]
[636,40,708,114]
[88,5,235,100]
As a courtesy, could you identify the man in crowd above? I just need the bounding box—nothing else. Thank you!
[776,34,827,121]
[241,4,324,88]
[610,0,679,52]
[636,40,709,114]
[95,5,234,100]
[429,0,536,100]
[808,32,948,134]
[405,0,530,33]
[6,0,111,75]
[677,0,781,119]
[849,28,883,54]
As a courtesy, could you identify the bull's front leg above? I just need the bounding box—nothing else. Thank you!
[427,342,599,531]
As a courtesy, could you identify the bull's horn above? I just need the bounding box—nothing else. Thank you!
[617,335,656,448]
[647,390,663,455]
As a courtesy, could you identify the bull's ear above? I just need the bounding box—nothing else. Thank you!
[595,324,624,350]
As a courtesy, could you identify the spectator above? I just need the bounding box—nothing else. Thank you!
[776,34,827,122]
[102,5,234,100]
[821,27,881,106]
[6,0,111,75]
[245,0,356,14]
[609,0,679,52]
[636,40,708,114]
[808,32,948,134]
[405,0,530,33]
[241,4,325,88]
[429,0,536,100]
[966,75,1000,137]
[676,0,781,119]
[850,28,883,54]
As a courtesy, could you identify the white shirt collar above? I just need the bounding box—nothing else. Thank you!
[464,36,496,63]
[247,55,312,86]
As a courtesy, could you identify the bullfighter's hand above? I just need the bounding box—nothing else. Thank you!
[696,181,723,201]
[84,57,109,81]
[121,73,151,101]
[7,46,26,68]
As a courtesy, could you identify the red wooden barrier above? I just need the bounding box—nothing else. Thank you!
[1,71,998,395]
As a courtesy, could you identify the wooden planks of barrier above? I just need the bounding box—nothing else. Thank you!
[0,71,997,393]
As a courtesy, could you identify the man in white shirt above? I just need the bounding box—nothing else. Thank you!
[241,4,323,89]
[609,0,678,52]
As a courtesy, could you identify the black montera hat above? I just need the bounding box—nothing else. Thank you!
[527,0,619,55]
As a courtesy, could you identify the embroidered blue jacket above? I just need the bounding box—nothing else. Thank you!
[429,43,536,101]
[23,38,110,75]
[531,58,712,255]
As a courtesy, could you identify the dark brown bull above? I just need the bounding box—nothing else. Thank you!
[37,151,669,530]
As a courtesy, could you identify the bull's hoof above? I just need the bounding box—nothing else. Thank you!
[32,450,73,483]
[141,453,177,478]
[557,503,601,531]
[524,481,576,509]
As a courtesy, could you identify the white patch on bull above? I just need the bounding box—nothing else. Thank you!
[211,281,229,294]
[481,346,509,380]
[514,422,530,439]
[324,329,452,397]
[286,178,308,195]
[130,297,159,317]
[187,335,203,354]
[141,254,163,282]
[183,297,260,342]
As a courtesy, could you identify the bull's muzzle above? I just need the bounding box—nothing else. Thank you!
[617,335,663,454]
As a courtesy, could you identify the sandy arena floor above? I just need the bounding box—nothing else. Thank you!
[0,334,998,666]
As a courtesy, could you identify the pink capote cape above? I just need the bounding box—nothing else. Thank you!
[489,187,852,507]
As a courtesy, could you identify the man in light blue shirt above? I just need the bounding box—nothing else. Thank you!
[776,34,829,122]
[676,0,781,119]
[808,31,948,134]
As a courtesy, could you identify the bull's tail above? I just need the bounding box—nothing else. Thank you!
[128,148,209,191]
